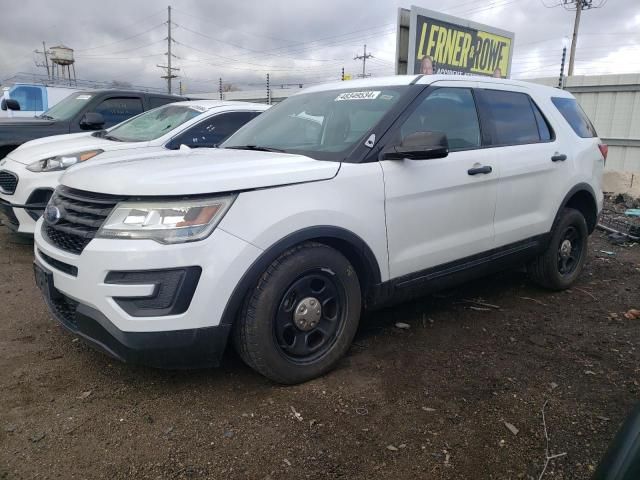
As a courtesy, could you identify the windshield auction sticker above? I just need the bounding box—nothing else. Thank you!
[335,91,381,101]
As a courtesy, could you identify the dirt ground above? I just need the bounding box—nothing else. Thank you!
[1,226,639,480]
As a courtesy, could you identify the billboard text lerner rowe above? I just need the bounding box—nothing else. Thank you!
[401,6,514,78]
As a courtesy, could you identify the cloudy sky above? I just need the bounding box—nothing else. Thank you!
[0,0,638,93]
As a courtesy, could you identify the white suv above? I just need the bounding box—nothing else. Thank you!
[33,75,606,384]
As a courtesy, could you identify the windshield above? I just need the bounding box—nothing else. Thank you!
[221,86,408,160]
[106,104,203,142]
[40,92,94,120]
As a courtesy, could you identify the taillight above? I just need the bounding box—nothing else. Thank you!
[598,143,608,163]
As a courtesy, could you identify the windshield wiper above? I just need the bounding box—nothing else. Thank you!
[39,114,53,120]
[103,134,123,142]
[225,145,287,153]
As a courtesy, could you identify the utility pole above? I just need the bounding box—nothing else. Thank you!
[157,5,179,93]
[219,78,223,100]
[354,44,373,78]
[34,41,51,80]
[341,67,345,81]
[566,0,594,76]
[266,73,271,105]
[558,45,567,89]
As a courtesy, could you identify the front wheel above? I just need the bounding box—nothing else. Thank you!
[527,208,589,290]
[233,242,362,384]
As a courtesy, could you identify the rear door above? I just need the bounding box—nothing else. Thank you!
[381,80,499,279]
[475,86,566,247]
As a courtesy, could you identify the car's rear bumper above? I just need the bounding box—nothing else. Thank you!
[35,258,231,368]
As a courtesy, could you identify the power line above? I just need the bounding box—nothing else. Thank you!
[76,39,166,58]
[75,19,166,52]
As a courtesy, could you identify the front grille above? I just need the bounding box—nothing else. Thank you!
[0,170,18,194]
[42,186,126,255]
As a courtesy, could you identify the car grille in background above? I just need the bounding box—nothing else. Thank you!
[0,170,18,194]
[42,186,126,255]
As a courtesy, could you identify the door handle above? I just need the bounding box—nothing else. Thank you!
[467,165,493,175]
[551,153,567,162]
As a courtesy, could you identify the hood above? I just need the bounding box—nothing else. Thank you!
[61,148,340,196]
[7,132,146,165]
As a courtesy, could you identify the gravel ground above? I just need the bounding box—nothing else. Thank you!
[1,226,639,480]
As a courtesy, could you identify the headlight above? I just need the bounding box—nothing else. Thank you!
[95,195,236,244]
[26,149,103,172]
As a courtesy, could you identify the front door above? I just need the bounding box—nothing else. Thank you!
[381,82,499,279]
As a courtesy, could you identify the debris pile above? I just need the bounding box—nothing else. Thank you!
[598,193,640,242]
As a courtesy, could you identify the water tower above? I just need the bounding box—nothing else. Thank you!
[49,45,77,85]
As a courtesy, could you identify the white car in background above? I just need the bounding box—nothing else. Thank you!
[0,100,268,234]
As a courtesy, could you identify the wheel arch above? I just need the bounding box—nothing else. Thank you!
[219,226,382,327]
[557,183,599,234]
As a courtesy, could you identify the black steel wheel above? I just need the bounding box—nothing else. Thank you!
[528,208,589,290]
[233,242,361,384]
[274,270,347,363]
[557,225,584,276]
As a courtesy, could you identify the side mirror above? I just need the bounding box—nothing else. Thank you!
[593,404,640,479]
[79,112,105,130]
[4,99,20,111]
[382,131,449,161]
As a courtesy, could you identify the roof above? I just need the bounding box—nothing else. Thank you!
[76,89,186,98]
[300,75,422,94]
[296,74,572,98]
[167,100,270,111]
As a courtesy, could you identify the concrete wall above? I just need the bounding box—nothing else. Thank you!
[531,74,640,173]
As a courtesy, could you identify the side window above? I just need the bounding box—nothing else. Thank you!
[531,100,553,142]
[169,111,260,149]
[479,90,541,146]
[10,86,43,111]
[551,97,597,138]
[149,97,177,109]
[400,88,481,151]
[94,97,144,127]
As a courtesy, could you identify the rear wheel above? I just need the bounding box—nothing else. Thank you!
[527,208,589,290]
[233,242,361,384]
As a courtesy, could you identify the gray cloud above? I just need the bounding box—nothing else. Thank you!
[0,0,638,93]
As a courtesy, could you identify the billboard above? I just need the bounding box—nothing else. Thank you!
[397,6,514,79]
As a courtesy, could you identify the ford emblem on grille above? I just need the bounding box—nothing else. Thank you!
[44,205,62,225]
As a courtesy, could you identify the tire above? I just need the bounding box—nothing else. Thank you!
[233,242,362,384]
[527,208,589,290]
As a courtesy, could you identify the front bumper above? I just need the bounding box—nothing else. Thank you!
[34,218,264,367]
[35,259,231,368]
[0,158,59,234]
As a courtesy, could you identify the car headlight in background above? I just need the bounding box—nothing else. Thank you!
[26,149,103,172]
[95,195,236,244]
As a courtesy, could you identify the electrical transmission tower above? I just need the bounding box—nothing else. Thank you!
[354,44,373,78]
[157,5,179,94]
[561,0,606,76]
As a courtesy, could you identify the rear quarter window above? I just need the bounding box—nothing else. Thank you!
[551,97,597,138]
